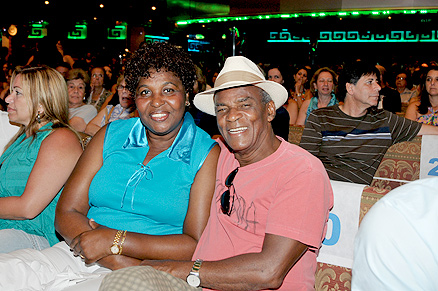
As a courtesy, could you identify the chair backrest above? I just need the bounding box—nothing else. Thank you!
[288,125,304,145]
[371,136,422,190]
[315,185,390,291]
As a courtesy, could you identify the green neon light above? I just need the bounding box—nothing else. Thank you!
[144,35,170,44]
[68,24,87,39]
[28,22,49,39]
[108,24,127,40]
[177,8,438,25]
[267,30,438,43]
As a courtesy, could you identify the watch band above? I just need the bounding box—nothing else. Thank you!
[192,259,203,272]
[186,259,203,287]
[118,230,127,255]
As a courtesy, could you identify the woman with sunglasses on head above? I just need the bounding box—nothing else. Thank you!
[0,42,219,290]
[0,66,82,253]
[296,67,338,126]
[85,74,137,136]
[85,67,113,112]
[405,66,438,126]
[291,66,312,108]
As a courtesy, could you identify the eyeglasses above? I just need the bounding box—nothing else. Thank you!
[220,167,239,216]
[396,77,406,80]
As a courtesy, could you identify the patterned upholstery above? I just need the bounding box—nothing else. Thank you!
[315,186,391,291]
[371,136,422,190]
[288,125,304,145]
[315,263,352,291]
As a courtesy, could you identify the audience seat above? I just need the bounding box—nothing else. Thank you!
[371,136,421,190]
[314,186,391,290]
[288,125,304,145]
[287,125,422,291]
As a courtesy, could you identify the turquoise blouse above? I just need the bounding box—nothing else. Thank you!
[0,122,61,246]
[305,94,338,123]
[87,113,216,235]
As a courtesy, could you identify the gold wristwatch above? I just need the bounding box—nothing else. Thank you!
[110,230,126,255]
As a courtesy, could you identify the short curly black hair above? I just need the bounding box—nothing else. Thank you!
[124,42,196,97]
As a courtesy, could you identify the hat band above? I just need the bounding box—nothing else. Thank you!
[214,71,263,87]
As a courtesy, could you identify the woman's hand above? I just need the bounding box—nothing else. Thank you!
[294,80,303,94]
[69,219,114,264]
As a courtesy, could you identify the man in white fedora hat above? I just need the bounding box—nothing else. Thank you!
[100,56,333,291]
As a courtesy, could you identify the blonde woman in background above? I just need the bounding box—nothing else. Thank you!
[0,66,82,252]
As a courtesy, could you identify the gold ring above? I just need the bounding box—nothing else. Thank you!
[80,254,85,259]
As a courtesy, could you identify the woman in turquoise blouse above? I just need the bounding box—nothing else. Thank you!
[296,67,338,125]
[0,66,82,252]
[8,41,224,289]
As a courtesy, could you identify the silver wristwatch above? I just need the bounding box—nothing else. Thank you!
[186,259,203,287]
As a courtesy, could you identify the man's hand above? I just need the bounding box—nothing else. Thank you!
[140,259,193,280]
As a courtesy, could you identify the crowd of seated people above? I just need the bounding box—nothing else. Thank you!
[0,37,437,291]
[85,74,137,136]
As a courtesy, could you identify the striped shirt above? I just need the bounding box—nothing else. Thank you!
[299,105,421,184]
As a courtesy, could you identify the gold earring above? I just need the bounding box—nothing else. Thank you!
[185,100,190,106]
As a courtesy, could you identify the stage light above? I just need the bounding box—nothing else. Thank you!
[8,25,17,36]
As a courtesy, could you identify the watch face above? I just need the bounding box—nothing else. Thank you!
[110,245,120,255]
[187,274,200,287]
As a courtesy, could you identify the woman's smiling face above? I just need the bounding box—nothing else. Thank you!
[135,70,187,137]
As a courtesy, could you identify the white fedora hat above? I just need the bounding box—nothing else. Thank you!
[193,56,288,116]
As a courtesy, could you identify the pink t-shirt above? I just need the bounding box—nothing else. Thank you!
[192,138,333,290]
